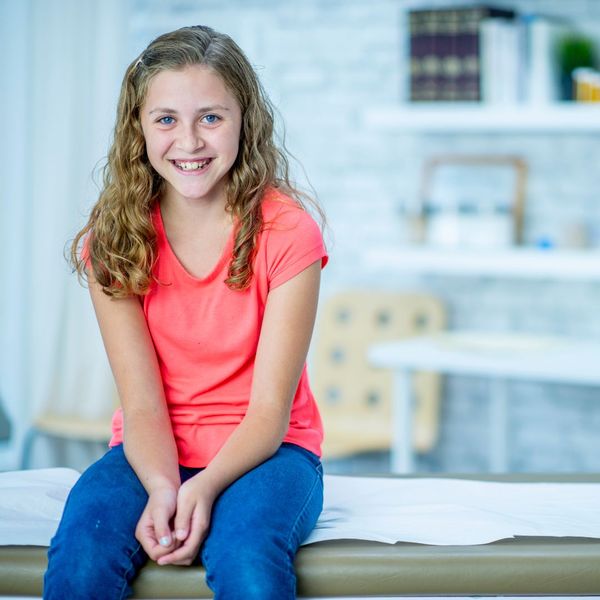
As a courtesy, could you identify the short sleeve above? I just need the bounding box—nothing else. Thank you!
[266,205,328,290]
[80,234,92,271]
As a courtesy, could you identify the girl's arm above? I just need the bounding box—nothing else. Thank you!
[158,259,322,565]
[88,275,181,558]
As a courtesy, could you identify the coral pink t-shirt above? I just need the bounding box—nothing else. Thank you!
[108,188,328,467]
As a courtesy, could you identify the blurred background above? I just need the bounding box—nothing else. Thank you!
[1,0,599,475]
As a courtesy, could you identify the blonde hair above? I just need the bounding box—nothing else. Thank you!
[71,25,322,297]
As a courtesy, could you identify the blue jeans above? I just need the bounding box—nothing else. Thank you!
[44,442,323,599]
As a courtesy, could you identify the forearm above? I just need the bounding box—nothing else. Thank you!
[88,280,181,494]
[123,410,181,494]
[200,408,289,497]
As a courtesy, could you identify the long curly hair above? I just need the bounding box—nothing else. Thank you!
[71,25,322,297]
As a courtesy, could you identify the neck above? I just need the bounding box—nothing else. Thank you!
[161,189,231,230]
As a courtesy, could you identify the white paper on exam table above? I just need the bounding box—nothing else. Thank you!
[304,475,600,545]
[1,469,600,547]
[0,468,79,546]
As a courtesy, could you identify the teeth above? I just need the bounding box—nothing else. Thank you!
[174,160,209,170]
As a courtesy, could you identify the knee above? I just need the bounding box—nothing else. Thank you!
[45,540,107,600]
[44,529,145,600]
[205,547,296,600]
[45,548,106,600]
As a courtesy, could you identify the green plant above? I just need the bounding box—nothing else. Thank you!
[556,34,597,75]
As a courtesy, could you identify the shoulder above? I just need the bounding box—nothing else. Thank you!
[257,187,328,290]
[261,187,321,235]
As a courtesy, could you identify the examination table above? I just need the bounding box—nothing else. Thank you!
[1,473,599,597]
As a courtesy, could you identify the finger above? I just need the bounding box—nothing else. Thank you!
[165,557,195,566]
[136,531,155,557]
[150,539,184,562]
[158,515,207,566]
[136,512,163,556]
[173,495,195,542]
[137,523,157,550]
[157,541,197,566]
[152,507,175,549]
[159,554,194,566]
[137,522,165,560]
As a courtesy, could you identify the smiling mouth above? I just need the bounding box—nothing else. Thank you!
[170,159,212,172]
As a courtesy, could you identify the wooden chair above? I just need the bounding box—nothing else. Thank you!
[311,291,446,458]
[20,392,117,470]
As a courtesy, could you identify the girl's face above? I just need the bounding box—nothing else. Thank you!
[141,64,242,208]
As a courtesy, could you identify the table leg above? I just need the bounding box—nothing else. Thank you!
[489,378,509,473]
[391,370,414,473]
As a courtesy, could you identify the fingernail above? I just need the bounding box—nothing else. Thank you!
[176,529,187,539]
[159,536,171,546]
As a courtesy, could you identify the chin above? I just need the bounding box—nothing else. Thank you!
[180,186,220,202]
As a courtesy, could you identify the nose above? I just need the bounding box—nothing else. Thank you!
[177,123,204,154]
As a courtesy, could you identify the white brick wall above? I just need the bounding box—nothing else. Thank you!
[131,0,600,472]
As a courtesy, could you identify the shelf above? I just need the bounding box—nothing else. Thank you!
[363,103,600,133]
[363,246,600,280]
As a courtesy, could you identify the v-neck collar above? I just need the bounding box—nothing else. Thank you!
[153,202,235,284]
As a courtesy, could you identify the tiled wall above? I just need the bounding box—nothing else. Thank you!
[131,0,600,472]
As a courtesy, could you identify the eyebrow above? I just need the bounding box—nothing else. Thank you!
[148,105,230,115]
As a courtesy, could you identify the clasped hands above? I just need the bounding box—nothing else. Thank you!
[135,470,217,566]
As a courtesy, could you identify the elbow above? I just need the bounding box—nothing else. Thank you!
[244,404,291,449]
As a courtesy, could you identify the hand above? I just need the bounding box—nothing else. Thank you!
[135,486,180,562]
[156,471,217,566]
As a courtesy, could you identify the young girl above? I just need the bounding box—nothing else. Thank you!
[44,25,327,600]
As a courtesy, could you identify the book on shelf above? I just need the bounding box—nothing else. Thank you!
[479,17,521,104]
[409,5,516,102]
[480,13,572,104]
[409,5,577,105]
[523,15,571,104]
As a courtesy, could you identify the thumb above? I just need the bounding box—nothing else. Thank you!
[174,495,194,541]
[153,506,174,548]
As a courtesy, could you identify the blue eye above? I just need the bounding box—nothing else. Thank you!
[158,116,175,125]
[203,114,220,124]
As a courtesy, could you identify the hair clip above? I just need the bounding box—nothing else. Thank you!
[135,57,144,69]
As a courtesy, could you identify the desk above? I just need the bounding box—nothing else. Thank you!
[368,332,600,473]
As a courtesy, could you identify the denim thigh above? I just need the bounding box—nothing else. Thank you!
[44,442,323,600]
[200,442,324,600]
[43,445,150,600]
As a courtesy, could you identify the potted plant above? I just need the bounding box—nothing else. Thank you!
[556,34,597,100]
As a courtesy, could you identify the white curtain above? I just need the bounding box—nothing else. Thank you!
[0,0,129,470]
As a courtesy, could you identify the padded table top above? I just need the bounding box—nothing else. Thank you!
[2,473,600,597]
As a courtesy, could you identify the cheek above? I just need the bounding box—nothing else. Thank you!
[144,131,168,161]
[229,123,242,157]
[227,137,241,168]
[231,133,241,156]
[141,125,152,153]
